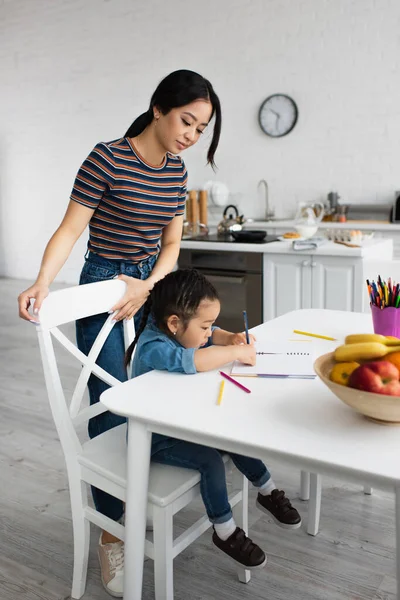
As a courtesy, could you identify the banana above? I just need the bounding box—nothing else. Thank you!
[334,342,400,362]
[345,333,400,346]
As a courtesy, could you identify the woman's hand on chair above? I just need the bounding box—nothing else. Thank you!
[18,281,50,322]
[111,276,153,321]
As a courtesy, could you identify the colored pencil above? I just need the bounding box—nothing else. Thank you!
[293,330,336,341]
[217,380,225,405]
[220,371,251,394]
[243,310,250,344]
[367,276,400,309]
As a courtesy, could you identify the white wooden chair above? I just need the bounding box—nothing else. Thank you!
[35,279,250,599]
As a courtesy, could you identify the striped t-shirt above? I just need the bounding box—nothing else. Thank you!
[70,137,187,261]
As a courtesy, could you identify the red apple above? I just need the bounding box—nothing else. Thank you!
[381,381,400,396]
[349,361,400,394]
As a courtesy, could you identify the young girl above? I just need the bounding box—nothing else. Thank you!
[125,268,301,570]
[18,70,221,596]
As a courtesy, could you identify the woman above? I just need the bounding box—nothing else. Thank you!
[18,69,221,597]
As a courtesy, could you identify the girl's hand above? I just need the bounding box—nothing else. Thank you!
[229,332,256,345]
[234,344,257,366]
[18,282,50,322]
[111,275,154,321]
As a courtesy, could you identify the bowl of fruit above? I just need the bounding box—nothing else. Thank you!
[314,334,400,424]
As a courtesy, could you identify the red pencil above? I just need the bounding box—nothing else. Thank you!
[219,371,251,394]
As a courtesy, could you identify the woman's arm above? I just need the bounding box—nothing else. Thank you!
[147,214,183,286]
[111,214,184,320]
[18,200,94,321]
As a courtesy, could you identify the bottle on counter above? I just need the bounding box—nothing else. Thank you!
[337,204,348,223]
[189,190,199,235]
[199,190,208,227]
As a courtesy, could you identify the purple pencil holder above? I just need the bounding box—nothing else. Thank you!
[371,305,400,338]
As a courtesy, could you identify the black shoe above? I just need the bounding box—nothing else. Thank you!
[212,527,267,569]
[256,489,302,530]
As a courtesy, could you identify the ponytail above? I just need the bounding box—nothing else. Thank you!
[124,109,153,138]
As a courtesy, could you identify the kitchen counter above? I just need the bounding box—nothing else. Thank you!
[180,235,393,258]
[179,233,393,325]
[243,219,400,231]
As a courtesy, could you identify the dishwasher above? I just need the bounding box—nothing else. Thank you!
[178,249,263,332]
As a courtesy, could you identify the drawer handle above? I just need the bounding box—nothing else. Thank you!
[311,261,317,268]
[302,260,310,267]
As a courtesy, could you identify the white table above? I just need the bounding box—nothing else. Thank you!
[101,309,400,600]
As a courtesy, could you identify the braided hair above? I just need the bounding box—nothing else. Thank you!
[124,268,219,368]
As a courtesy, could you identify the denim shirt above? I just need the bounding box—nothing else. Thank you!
[131,321,215,455]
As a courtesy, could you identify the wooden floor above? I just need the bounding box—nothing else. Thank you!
[1,277,396,600]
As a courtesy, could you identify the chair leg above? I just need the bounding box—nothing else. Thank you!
[363,485,373,495]
[70,480,90,599]
[307,473,321,536]
[231,469,251,584]
[153,504,174,600]
[300,470,310,501]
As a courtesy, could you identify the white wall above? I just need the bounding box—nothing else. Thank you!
[2,0,399,282]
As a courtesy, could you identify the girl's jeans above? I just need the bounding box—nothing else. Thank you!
[152,441,271,524]
[76,251,158,522]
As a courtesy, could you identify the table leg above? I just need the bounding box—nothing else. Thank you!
[124,419,152,600]
[307,473,321,536]
[396,485,400,600]
[300,470,310,501]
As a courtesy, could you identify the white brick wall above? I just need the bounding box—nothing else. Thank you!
[1,0,399,282]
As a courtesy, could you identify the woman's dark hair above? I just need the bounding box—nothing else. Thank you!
[124,69,221,170]
[124,268,219,367]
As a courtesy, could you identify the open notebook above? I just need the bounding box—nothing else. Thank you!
[231,342,316,379]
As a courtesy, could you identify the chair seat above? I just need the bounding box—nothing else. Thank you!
[79,424,229,507]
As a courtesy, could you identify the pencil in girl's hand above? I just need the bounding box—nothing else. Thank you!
[243,310,250,344]
[217,380,225,405]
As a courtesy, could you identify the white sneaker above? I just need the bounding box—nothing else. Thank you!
[98,534,124,598]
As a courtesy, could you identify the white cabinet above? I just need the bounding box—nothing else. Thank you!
[370,231,400,259]
[263,254,363,321]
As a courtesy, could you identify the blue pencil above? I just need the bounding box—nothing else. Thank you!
[243,310,250,344]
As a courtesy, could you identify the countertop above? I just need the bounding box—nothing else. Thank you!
[180,234,393,258]
[239,219,400,231]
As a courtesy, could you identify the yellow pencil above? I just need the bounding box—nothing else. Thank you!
[217,380,225,405]
[293,329,337,341]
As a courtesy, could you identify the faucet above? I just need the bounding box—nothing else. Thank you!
[257,179,275,221]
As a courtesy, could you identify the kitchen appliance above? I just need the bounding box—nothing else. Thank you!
[187,232,280,244]
[346,203,393,222]
[179,249,263,331]
[231,230,267,243]
[217,205,246,234]
[294,202,325,238]
[391,192,400,223]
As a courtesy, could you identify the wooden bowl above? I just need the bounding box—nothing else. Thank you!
[314,352,400,424]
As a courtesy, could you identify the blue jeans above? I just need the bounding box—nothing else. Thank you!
[76,251,158,522]
[152,441,271,524]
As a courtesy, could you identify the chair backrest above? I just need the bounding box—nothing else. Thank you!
[35,279,134,460]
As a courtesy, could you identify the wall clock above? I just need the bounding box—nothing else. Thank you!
[258,94,298,137]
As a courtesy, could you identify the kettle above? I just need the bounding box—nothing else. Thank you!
[217,205,246,235]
